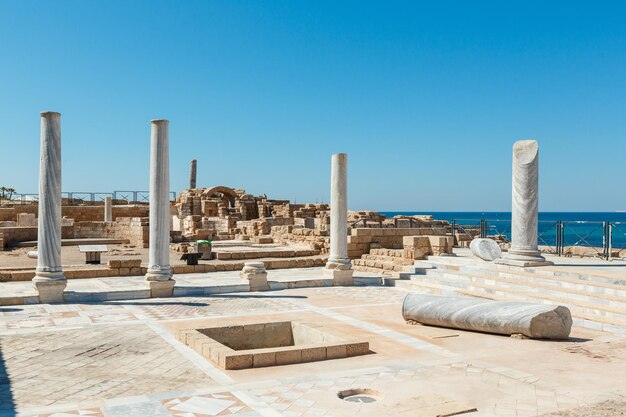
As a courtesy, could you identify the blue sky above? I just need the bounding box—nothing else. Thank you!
[1,1,625,211]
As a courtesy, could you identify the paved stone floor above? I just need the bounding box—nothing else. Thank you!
[1,285,626,417]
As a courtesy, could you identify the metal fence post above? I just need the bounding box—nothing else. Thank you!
[608,222,613,260]
[602,222,608,260]
[556,221,563,256]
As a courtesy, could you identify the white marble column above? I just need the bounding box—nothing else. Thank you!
[189,159,197,189]
[104,196,113,222]
[323,153,353,285]
[496,140,553,267]
[32,111,67,303]
[145,119,175,296]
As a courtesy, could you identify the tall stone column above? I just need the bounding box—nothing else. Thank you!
[323,153,353,285]
[145,119,175,296]
[496,140,553,267]
[32,111,67,303]
[104,196,113,222]
[189,159,197,189]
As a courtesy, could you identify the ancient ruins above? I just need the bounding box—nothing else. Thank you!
[1,114,625,417]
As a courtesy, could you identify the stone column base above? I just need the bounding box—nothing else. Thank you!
[241,262,270,291]
[323,268,354,286]
[242,272,270,291]
[146,279,176,298]
[495,250,553,268]
[32,276,67,303]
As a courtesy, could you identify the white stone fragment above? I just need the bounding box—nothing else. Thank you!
[470,238,502,261]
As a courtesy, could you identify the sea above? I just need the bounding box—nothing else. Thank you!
[379,212,626,250]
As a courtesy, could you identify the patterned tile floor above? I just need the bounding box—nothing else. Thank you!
[1,286,625,417]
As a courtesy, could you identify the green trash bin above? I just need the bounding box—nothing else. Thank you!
[197,240,212,260]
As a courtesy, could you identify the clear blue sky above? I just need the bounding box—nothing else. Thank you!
[1,1,625,211]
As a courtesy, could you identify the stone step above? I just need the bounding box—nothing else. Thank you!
[396,280,626,335]
[361,253,410,260]
[369,248,404,257]
[425,255,626,287]
[353,259,407,272]
[353,265,401,278]
[421,268,626,308]
[215,248,320,261]
[423,260,626,299]
[407,274,626,328]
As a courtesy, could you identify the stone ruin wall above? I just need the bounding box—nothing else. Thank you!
[0,186,454,258]
[0,204,148,223]
[0,201,151,250]
[74,217,149,248]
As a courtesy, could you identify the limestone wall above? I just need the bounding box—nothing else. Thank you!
[74,217,149,248]
[0,226,74,249]
[0,205,149,222]
[347,227,449,258]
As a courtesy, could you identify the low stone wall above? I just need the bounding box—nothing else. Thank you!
[402,235,454,259]
[215,248,319,261]
[271,225,330,253]
[74,217,149,248]
[348,227,449,258]
[237,217,294,237]
[0,256,327,281]
[0,205,149,222]
[0,226,74,249]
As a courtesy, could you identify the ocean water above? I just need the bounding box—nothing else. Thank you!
[379,212,626,250]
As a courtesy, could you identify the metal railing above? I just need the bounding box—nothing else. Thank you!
[452,218,625,260]
[10,191,177,205]
[350,217,424,228]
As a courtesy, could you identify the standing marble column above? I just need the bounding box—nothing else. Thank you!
[32,111,67,303]
[145,119,176,296]
[323,153,353,285]
[496,140,553,267]
[189,159,197,189]
[104,196,113,222]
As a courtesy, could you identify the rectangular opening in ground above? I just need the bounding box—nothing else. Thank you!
[179,320,369,369]
[198,321,342,351]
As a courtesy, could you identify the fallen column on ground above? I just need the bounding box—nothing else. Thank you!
[402,293,572,339]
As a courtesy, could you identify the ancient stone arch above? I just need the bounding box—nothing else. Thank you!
[202,186,238,208]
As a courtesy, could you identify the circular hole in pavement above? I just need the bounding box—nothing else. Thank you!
[337,388,382,403]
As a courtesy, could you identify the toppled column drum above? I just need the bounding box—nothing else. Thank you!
[402,293,572,339]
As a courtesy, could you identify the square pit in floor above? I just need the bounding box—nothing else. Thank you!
[177,320,369,370]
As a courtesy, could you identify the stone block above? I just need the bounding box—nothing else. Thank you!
[107,260,122,268]
[301,346,327,362]
[323,268,353,286]
[326,344,347,359]
[346,342,369,357]
[147,279,175,298]
[253,350,276,368]
[223,353,254,370]
[275,347,302,365]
